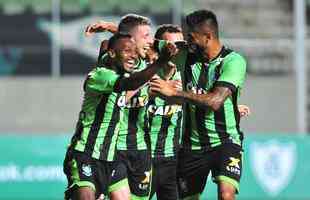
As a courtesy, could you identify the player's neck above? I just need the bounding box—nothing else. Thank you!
[205,40,222,61]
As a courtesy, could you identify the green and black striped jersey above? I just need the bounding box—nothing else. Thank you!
[116,59,150,151]
[147,70,183,158]
[70,67,123,161]
[183,46,246,150]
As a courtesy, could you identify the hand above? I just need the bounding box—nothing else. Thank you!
[157,42,179,64]
[238,104,251,117]
[146,48,158,64]
[85,21,117,36]
[167,80,182,91]
[149,78,178,97]
[162,61,176,80]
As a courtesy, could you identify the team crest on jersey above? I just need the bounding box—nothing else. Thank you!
[148,105,182,116]
[250,140,296,197]
[117,95,148,108]
[82,164,92,177]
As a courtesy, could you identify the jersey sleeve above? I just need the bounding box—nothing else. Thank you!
[85,67,120,93]
[215,53,246,92]
[153,39,167,53]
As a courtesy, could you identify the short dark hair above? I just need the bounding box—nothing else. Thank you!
[118,14,151,34]
[154,24,182,40]
[186,10,219,37]
[107,32,132,50]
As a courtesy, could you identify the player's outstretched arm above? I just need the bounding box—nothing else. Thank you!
[85,21,118,36]
[179,86,231,111]
[149,80,231,111]
[114,43,179,92]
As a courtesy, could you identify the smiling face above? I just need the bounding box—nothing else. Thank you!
[112,37,138,73]
[129,25,153,59]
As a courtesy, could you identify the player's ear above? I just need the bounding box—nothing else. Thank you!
[108,49,116,58]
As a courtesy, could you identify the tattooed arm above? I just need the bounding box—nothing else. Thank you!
[149,78,231,111]
[176,87,231,110]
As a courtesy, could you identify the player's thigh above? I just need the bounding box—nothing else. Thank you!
[109,186,130,200]
[177,149,210,199]
[108,160,130,200]
[156,157,178,200]
[63,151,109,200]
[212,144,243,195]
[126,150,152,199]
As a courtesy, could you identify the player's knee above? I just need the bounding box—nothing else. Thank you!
[74,187,96,200]
[110,187,130,200]
[218,180,236,200]
[219,191,235,200]
[79,192,95,200]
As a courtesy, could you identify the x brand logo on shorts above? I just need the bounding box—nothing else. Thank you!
[139,171,151,190]
[141,171,151,184]
[228,157,240,168]
[226,157,240,175]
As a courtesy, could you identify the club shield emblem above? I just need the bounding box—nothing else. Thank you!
[250,140,296,197]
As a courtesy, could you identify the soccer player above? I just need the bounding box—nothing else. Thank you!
[112,15,153,200]
[148,24,184,200]
[63,32,177,200]
[86,14,163,200]
[150,10,247,200]
[88,12,249,198]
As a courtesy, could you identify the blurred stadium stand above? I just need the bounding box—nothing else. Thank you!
[0,0,301,75]
[0,0,306,133]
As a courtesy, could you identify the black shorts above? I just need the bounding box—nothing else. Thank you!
[63,150,116,199]
[110,150,152,198]
[177,143,243,198]
[150,156,178,200]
